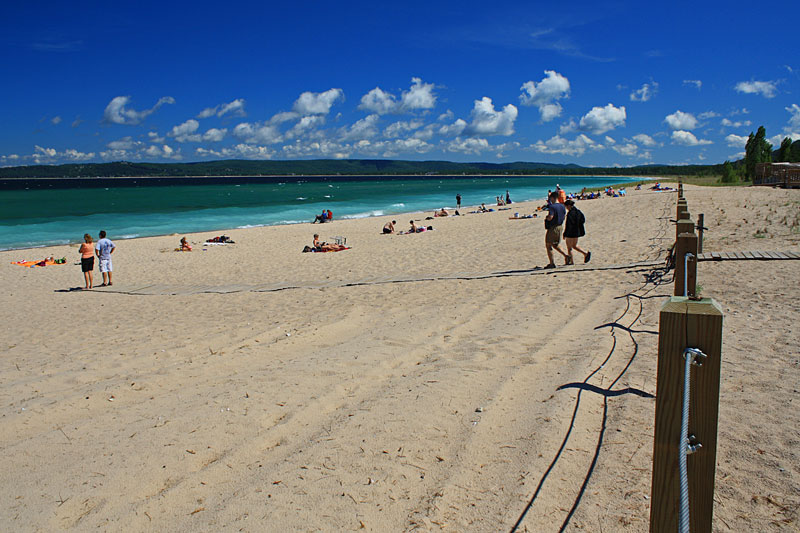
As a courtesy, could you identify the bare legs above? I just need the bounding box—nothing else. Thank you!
[565,237,589,264]
[545,240,569,267]
[83,270,93,290]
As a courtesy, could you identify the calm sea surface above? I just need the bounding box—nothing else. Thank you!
[0,175,643,250]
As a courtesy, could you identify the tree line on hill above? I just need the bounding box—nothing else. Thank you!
[0,158,727,179]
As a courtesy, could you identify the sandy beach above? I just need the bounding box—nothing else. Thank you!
[1,185,798,531]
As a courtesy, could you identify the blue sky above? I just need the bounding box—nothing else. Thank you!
[1,1,798,168]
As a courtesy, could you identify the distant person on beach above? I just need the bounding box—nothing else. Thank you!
[456,193,461,210]
[79,233,95,290]
[310,233,347,251]
[383,220,396,234]
[556,184,566,204]
[479,203,488,212]
[506,190,512,204]
[179,237,192,251]
[409,220,418,233]
[563,199,590,264]
[543,191,568,269]
[314,210,328,223]
[96,230,115,286]
[435,208,449,217]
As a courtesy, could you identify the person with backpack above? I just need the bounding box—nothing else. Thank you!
[563,199,591,265]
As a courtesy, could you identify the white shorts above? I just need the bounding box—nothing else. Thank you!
[99,258,113,272]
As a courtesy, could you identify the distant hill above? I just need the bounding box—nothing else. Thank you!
[0,158,724,179]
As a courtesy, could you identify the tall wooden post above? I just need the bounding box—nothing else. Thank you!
[650,297,723,533]
[676,213,694,241]
[677,199,688,221]
[678,181,684,198]
[674,232,698,297]
[697,214,705,254]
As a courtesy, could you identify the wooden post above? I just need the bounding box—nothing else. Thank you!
[676,214,694,241]
[650,297,723,533]
[677,199,688,221]
[674,232,697,297]
[697,214,705,254]
[678,181,684,198]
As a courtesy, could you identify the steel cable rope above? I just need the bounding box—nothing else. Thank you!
[510,195,674,532]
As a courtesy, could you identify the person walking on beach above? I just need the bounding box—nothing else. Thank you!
[543,191,568,269]
[563,199,591,264]
[79,233,95,290]
[96,230,116,286]
[456,193,461,210]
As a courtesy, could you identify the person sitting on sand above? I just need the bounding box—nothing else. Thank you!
[314,210,328,224]
[435,208,448,217]
[408,220,418,233]
[179,237,192,251]
[479,203,488,212]
[383,220,396,234]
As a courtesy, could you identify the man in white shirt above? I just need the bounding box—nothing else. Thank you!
[96,230,116,286]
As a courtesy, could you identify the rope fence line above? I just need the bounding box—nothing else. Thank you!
[651,184,724,533]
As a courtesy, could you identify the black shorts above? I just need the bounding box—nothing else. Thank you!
[383,227,392,234]
[81,256,94,272]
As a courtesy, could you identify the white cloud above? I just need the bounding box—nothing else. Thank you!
[446,137,490,155]
[671,130,712,146]
[31,146,95,163]
[107,136,142,150]
[144,144,181,159]
[282,140,350,159]
[530,134,603,156]
[359,87,397,115]
[437,110,454,122]
[604,136,616,145]
[612,143,638,156]
[400,77,436,111]
[632,133,657,146]
[720,118,751,128]
[197,144,274,160]
[354,137,434,158]
[683,80,702,89]
[168,119,201,142]
[62,148,95,160]
[787,104,800,129]
[697,111,719,120]
[51,116,62,125]
[384,120,423,138]
[464,97,517,136]
[630,81,658,102]
[285,115,326,139]
[578,104,626,135]
[358,78,437,115]
[292,88,344,115]
[147,131,165,143]
[439,118,467,137]
[232,122,283,144]
[664,110,698,130]
[197,98,246,119]
[519,70,570,121]
[202,128,227,142]
[103,95,175,125]
[735,80,778,98]
[339,114,380,141]
[725,134,749,147]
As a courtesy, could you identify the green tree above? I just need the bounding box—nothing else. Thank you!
[744,126,773,180]
[779,137,793,162]
[720,160,736,183]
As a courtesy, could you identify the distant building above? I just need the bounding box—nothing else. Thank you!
[754,162,800,188]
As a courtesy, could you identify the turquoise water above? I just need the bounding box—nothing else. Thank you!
[0,175,642,250]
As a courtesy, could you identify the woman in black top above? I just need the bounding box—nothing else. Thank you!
[563,199,591,264]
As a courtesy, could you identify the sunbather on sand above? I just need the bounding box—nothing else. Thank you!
[179,237,192,251]
[434,208,448,217]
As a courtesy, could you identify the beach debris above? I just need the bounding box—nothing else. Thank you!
[189,507,204,515]
[367,477,375,485]
[186,449,196,454]
[475,407,483,413]
[108,395,115,402]
[286,332,291,337]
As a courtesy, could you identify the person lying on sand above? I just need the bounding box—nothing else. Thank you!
[479,203,489,212]
[308,234,348,252]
